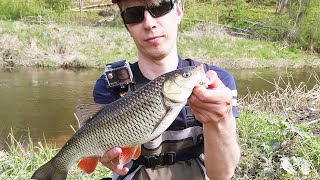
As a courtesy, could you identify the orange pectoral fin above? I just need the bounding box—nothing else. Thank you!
[133,146,141,160]
[119,146,141,165]
[77,157,99,174]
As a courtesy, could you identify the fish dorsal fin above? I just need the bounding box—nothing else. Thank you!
[74,103,106,128]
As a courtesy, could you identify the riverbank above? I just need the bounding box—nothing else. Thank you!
[236,76,320,178]
[1,20,319,69]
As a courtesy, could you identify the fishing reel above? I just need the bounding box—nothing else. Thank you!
[104,60,134,88]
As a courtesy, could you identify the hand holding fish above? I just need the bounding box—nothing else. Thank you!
[189,70,240,179]
[189,70,233,124]
[100,147,129,175]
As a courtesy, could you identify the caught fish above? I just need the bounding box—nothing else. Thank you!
[31,65,206,180]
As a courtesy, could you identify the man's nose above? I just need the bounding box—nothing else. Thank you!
[142,10,157,29]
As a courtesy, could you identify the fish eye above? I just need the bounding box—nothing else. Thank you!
[182,72,191,78]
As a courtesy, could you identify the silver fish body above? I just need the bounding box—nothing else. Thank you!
[31,65,206,179]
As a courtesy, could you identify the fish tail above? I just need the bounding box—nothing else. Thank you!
[31,160,67,180]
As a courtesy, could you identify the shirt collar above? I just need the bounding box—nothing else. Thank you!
[177,55,184,69]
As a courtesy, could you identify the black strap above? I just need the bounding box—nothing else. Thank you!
[109,60,127,68]
[185,105,202,127]
[184,58,208,71]
[128,62,149,91]
[182,58,193,67]
[133,135,204,169]
[117,139,204,179]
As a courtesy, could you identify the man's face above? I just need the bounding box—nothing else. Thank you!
[120,0,183,60]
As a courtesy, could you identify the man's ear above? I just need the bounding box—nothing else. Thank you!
[176,1,183,24]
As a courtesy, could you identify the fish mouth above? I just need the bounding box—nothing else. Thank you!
[166,80,193,103]
[163,92,186,104]
[162,68,202,104]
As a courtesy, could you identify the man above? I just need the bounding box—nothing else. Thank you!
[93,0,240,179]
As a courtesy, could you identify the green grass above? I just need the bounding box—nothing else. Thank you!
[179,35,307,60]
[178,25,318,68]
[235,74,320,179]
[0,0,319,52]
[0,0,319,68]
[0,0,43,20]
[182,0,320,52]
[0,21,134,67]
[0,0,73,22]
[1,20,319,69]
[235,111,320,179]
[0,130,111,179]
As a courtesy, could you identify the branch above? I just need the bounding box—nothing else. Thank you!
[71,8,107,12]
[71,3,113,11]
[224,16,281,30]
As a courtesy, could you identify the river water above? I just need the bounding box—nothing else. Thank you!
[0,67,319,148]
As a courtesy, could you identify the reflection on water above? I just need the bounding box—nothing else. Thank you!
[230,67,320,95]
[0,68,102,148]
[0,67,319,148]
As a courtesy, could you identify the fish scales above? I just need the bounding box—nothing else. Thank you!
[53,76,168,171]
[32,65,206,179]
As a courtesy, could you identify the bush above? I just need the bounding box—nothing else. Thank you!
[0,0,44,20]
[214,0,320,53]
[43,0,73,12]
[0,0,73,21]
[293,0,320,52]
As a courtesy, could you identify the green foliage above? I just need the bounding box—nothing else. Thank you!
[0,0,45,20]
[43,0,73,12]
[293,0,320,52]
[0,0,318,52]
[1,20,318,68]
[247,0,276,6]
[0,0,73,21]
[236,111,320,179]
[181,0,217,31]
[0,130,111,179]
[181,0,320,53]
[216,0,320,52]
[178,29,312,65]
[237,78,320,178]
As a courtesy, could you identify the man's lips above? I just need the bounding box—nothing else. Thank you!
[145,35,163,42]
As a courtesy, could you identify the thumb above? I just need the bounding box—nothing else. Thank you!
[206,70,224,89]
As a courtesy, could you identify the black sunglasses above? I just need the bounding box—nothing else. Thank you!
[121,0,175,24]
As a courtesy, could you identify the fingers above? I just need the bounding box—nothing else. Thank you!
[100,147,121,162]
[100,147,129,175]
[190,86,232,105]
[205,70,225,89]
[189,106,211,123]
[189,93,231,123]
[189,70,232,123]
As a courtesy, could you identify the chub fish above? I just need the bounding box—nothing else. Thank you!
[31,65,206,179]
